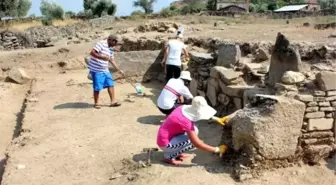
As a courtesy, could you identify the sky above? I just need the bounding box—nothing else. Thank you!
[28,0,176,16]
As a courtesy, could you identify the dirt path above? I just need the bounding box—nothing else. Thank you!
[0,70,335,185]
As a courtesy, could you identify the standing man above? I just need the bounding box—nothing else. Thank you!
[161,29,189,83]
[88,35,124,109]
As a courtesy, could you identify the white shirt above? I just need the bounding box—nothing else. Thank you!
[166,39,186,66]
[88,40,114,72]
[157,78,193,109]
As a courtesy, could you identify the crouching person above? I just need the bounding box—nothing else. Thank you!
[156,96,228,165]
[157,71,193,116]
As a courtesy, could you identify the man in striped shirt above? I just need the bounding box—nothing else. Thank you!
[88,35,124,109]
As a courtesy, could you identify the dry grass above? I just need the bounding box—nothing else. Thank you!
[4,19,81,31]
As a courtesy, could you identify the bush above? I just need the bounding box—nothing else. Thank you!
[159,6,180,17]
[40,0,64,25]
[180,3,206,15]
[41,16,53,26]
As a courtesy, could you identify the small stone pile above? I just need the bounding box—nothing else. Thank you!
[134,21,179,33]
[0,30,33,50]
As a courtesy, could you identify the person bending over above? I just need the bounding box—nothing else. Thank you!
[156,96,229,165]
[157,71,193,116]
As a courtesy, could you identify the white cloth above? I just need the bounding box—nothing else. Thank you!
[166,39,186,66]
[157,78,193,110]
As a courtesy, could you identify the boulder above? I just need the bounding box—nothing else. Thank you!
[281,71,305,84]
[254,48,269,62]
[206,78,219,106]
[268,33,302,87]
[316,71,336,91]
[210,66,227,79]
[7,67,31,84]
[217,44,241,67]
[230,95,305,159]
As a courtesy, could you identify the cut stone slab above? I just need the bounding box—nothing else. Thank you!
[220,85,254,98]
[307,102,318,107]
[326,96,336,101]
[316,71,336,91]
[318,102,330,107]
[281,71,305,84]
[218,68,240,84]
[189,52,214,63]
[305,112,325,119]
[294,94,314,102]
[230,95,305,159]
[217,44,241,67]
[320,107,334,112]
[210,66,227,79]
[306,107,319,113]
[326,90,336,96]
[8,67,31,84]
[312,90,326,97]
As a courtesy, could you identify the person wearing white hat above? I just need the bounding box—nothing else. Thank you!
[156,96,228,165]
[161,28,190,83]
[157,71,193,116]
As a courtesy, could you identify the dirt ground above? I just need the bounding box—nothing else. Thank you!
[0,18,336,185]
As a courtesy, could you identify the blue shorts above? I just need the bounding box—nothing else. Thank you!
[90,71,115,92]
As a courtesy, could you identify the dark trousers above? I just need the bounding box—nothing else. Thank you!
[165,64,181,83]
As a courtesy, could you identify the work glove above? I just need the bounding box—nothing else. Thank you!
[211,116,230,126]
[215,145,228,157]
[184,57,190,63]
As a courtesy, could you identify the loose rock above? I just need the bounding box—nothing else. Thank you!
[8,67,31,84]
[281,71,305,84]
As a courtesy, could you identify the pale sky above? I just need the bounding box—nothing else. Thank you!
[28,0,176,16]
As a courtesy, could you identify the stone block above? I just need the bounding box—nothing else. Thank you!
[308,118,334,131]
[189,78,198,96]
[217,44,241,67]
[206,78,219,106]
[220,85,254,98]
[307,102,318,107]
[197,90,205,97]
[331,101,336,107]
[316,71,336,91]
[294,94,314,102]
[318,102,330,107]
[320,107,334,112]
[233,98,242,109]
[218,68,240,85]
[190,52,214,63]
[281,71,305,84]
[231,96,305,159]
[326,96,336,101]
[302,131,334,139]
[8,67,31,84]
[306,107,319,113]
[304,145,334,164]
[314,97,326,102]
[325,112,334,118]
[312,90,326,97]
[210,66,227,79]
[327,90,336,96]
[305,112,325,119]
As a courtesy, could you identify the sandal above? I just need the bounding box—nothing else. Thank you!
[109,102,121,107]
[164,159,182,165]
[94,104,101,109]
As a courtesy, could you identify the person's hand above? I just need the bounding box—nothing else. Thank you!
[215,145,228,157]
[218,116,230,126]
[161,61,165,67]
[119,69,125,76]
[101,55,110,61]
[184,57,190,63]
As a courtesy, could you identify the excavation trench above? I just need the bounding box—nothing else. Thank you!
[0,81,33,184]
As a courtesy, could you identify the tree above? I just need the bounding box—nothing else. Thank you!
[319,0,336,13]
[40,0,64,25]
[133,0,157,14]
[0,0,32,17]
[206,0,217,11]
[83,0,117,18]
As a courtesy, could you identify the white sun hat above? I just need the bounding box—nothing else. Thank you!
[181,96,217,122]
[179,71,192,81]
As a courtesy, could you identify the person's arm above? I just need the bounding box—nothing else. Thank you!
[182,45,189,62]
[90,43,110,61]
[161,44,169,67]
[180,86,193,100]
[187,131,216,152]
[109,57,124,75]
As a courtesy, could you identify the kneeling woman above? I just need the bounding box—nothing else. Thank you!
[156,96,229,165]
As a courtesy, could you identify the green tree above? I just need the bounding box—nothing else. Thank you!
[83,0,117,18]
[319,0,336,13]
[40,0,64,25]
[0,0,32,17]
[133,0,157,14]
[206,0,217,10]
